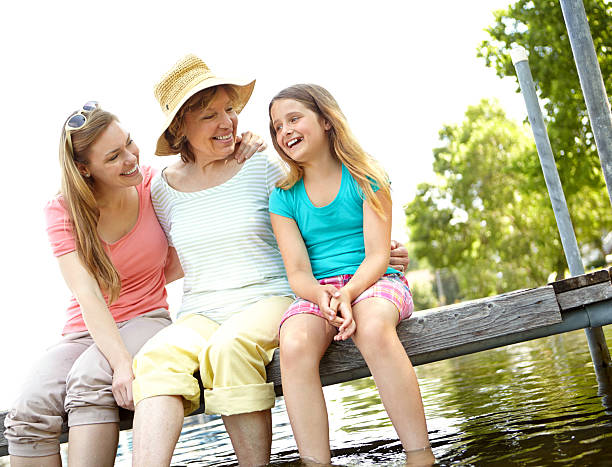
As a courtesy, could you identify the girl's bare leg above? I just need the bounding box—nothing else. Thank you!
[280,314,336,464]
[352,298,433,463]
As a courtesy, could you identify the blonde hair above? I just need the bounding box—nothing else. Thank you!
[163,84,240,163]
[59,107,121,303]
[268,84,390,217]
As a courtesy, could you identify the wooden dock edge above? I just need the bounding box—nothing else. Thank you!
[2,269,610,457]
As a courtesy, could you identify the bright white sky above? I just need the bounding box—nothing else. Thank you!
[0,0,528,409]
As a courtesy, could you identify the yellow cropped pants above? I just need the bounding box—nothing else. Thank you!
[132,296,292,416]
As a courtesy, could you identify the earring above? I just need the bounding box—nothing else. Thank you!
[83,172,90,178]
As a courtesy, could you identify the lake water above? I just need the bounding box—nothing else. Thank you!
[3,327,612,465]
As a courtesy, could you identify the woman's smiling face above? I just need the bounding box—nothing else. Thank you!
[78,120,142,191]
[182,87,238,161]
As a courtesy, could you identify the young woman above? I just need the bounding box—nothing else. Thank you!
[3,103,174,467]
[269,84,433,465]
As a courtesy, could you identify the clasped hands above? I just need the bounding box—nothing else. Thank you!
[317,285,357,341]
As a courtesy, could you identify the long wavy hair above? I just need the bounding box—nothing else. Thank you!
[59,107,121,303]
[268,84,391,217]
[163,84,240,163]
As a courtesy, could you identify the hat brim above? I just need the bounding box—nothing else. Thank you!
[155,76,255,156]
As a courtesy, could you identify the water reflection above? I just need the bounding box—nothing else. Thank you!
[108,328,611,465]
[416,329,612,466]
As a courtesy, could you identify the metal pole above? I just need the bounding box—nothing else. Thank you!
[510,46,611,375]
[559,0,612,206]
[511,47,584,275]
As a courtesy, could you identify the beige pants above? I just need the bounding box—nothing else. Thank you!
[3,309,171,457]
[133,296,293,416]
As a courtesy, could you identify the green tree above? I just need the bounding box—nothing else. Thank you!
[478,0,611,259]
[406,100,566,300]
[410,281,438,312]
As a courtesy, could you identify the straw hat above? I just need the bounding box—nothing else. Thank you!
[153,54,255,156]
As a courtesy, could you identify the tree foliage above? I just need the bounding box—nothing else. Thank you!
[405,1,612,302]
[406,100,570,300]
[410,281,438,312]
[478,0,611,252]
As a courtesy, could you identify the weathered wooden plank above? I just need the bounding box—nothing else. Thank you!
[266,286,562,388]
[556,281,612,310]
[550,269,611,294]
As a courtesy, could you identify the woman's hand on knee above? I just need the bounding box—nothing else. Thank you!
[112,361,135,410]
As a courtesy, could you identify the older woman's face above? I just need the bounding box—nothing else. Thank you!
[182,87,238,161]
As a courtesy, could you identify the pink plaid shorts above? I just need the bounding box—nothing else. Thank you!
[279,273,414,330]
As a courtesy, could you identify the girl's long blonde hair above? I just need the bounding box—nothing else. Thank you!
[59,107,121,303]
[268,84,391,217]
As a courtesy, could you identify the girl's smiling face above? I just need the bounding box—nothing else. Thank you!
[270,99,330,164]
[182,87,238,161]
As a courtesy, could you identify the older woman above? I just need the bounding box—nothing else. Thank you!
[131,54,410,467]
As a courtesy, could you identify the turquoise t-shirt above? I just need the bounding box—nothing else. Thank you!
[269,164,398,279]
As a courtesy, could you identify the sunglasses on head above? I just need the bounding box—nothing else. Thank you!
[65,101,98,153]
[65,101,98,131]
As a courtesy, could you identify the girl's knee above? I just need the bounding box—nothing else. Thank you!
[353,314,398,350]
[357,309,395,331]
[280,329,313,362]
[279,323,330,373]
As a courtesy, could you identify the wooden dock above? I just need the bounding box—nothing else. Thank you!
[1,268,611,457]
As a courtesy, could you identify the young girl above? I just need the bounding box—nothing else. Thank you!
[268,84,433,464]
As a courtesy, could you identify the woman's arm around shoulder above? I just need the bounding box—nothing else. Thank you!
[233,131,267,164]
